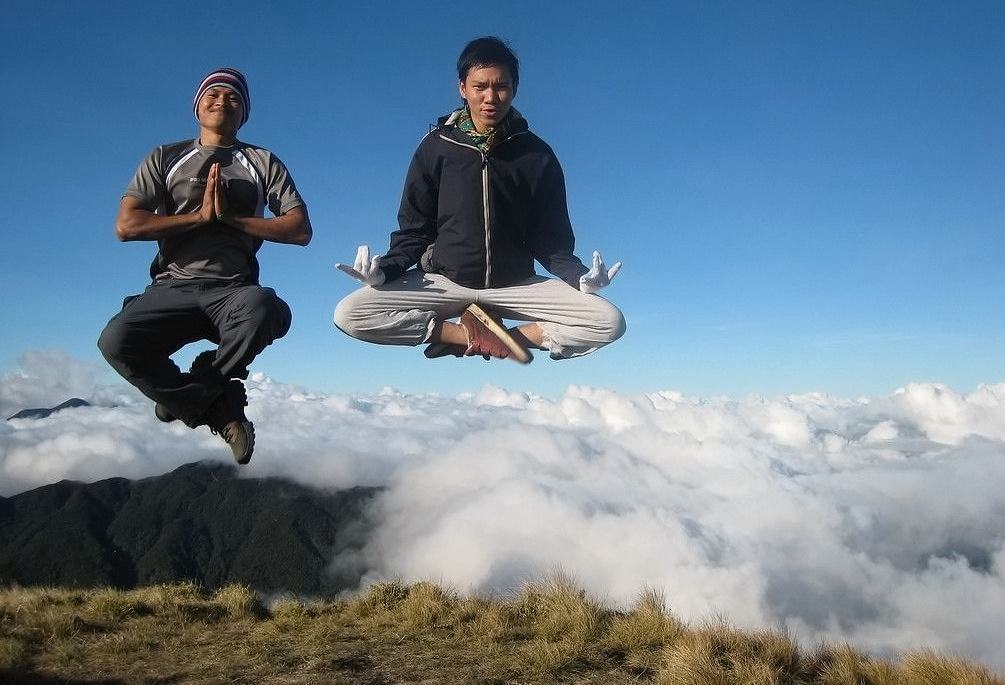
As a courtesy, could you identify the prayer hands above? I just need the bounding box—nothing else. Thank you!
[196,163,232,226]
[579,250,622,294]
[196,163,218,224]
[336,245,386,287]
[212,163,231,224]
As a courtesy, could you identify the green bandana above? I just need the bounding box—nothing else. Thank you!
[454,106,515,153]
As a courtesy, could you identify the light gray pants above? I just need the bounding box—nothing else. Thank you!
[334,270,625,359]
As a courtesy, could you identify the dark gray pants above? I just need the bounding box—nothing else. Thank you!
[97,279,292,427]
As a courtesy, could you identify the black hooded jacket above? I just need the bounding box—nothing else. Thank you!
[378,110,589,289]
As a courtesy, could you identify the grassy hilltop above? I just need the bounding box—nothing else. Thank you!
[1,577,1000,684]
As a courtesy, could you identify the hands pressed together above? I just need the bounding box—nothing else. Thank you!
[199,162,233,226]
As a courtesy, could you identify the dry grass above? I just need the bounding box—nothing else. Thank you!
[604,587,686,676]
[0,577,1001,684]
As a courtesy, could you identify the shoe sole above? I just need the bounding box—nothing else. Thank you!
[424,342,465,358]
[232,420,255,465]
[465,304,533,364]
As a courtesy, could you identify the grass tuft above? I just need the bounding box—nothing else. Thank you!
[512,573,606,676]
[396,580,457,631]
[604,586,685,675]
[902,649,1003,685]
[0,635,28,670]
[212,583,267,620]
[516,573,603,643]
[346,579,409,618]
[82,587,152,624]
[656,620,807,685]
[816,643,900,685]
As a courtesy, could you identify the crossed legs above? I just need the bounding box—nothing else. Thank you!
[98,279,291,449]
[334,271,625,359]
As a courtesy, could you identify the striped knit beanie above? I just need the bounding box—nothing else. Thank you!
[193,67,250,127]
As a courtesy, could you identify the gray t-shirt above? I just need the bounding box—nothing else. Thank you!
[124,139,305,282]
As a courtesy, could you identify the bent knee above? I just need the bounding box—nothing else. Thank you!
[333,296,360,337]
[608,307,627,342]
[97,320,126,361]
[270,298,292,338]
[243,287,284,316]
[593,300,627,344]
[239,288,291,334]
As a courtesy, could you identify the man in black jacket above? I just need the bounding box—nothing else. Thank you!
[335,37,624,362]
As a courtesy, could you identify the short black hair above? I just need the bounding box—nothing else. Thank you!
[457,36,519,89]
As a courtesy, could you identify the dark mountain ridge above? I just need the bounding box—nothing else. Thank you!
[7,398,91,420]
[0,462,378,595]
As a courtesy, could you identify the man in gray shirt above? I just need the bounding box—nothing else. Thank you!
[98,67,311,464]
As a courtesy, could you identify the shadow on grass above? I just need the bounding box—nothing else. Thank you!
[0,669,128,685]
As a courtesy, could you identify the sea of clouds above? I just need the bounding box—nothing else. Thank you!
[2,350,1004,669]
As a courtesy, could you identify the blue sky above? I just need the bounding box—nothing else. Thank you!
[1,0,1002,399]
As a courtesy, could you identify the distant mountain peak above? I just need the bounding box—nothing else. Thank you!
[7,398,91,421]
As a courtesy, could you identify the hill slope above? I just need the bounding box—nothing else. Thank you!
[0,462,377,595]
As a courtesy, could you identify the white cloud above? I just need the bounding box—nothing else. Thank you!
[0,351,131,420]
[1,353,1004,671]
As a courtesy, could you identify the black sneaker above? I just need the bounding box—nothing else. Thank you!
[154,351,219,424]
[154,403,176,423]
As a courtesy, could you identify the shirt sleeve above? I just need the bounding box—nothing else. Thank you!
[122,147,166,212]
[263,152,305,216]
[529,154,588,287]
[381,140,440,283]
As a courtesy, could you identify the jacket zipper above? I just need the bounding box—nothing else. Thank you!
[439,131,528,288]
[481,156,492,287]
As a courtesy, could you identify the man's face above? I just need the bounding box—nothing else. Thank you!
[459,64,515,132]
[197,86,244,134]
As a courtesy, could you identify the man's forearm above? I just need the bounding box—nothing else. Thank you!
[221,207,312,246]
[115,208,206,241]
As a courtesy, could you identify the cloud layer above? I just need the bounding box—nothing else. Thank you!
[2,352,1004,669]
